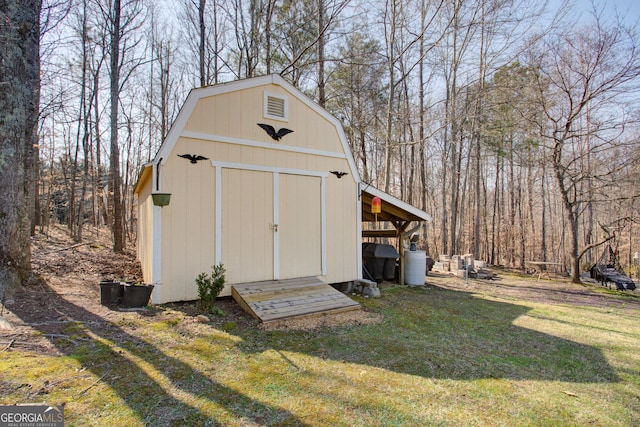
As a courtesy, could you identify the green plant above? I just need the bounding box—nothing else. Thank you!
[211,307,225,317]
[196,263,226,313]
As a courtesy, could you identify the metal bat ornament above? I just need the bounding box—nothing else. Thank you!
[178,154,209,164]
[257,123,294,141]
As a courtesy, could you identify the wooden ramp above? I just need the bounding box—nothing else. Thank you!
[231,277,360,323]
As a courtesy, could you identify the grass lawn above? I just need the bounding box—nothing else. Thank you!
[1,272,639,426]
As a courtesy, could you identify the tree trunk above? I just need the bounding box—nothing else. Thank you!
[518,167,525,269]
[473,0,486,259]
[93,64,105,229]
[526,159,536,260]
[490,157,501,265]
[264,0,275,75]
[508,138,516,266]
[418,0,429,253]
[0,0,41,302]
[383,0,397,194]
[198,0,206,87]
[540,158,547,262]
[553,143,581,283]
[567,211,581,283]
[212,0,219,84]
[110,0,124,252]
[73,2,89,242]
[317,0,325,107]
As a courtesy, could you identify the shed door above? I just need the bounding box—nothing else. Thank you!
[221,169,274,283]
[278,174,322,279]
[219,168,324,284]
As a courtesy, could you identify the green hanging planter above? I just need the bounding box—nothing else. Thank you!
[152,193,171,207]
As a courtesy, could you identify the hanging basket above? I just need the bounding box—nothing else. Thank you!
[152,193,171,207]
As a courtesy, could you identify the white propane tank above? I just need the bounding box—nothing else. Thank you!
[405,250,427,286]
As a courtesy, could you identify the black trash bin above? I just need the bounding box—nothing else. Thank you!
[121,284,155,307]
[363,243,399,283]
[99,281,124,306]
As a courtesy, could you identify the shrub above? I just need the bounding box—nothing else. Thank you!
[196,263,226,313]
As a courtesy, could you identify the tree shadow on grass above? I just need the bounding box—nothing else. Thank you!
[6,281,308,426]
[6,278,620,425]
[232,284,620,383]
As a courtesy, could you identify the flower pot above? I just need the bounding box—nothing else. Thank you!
[152,193,171,207]
[100,281,124,306]
[121,284,154,307]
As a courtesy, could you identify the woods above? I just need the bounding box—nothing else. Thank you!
[3,0,640,295]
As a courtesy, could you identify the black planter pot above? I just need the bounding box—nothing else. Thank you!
[100,281,124,306]
[121,284,154,307]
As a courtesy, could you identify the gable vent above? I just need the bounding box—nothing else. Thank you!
[267,96,285,117]
[264,92,288,121]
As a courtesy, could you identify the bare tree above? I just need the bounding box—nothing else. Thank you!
[98,0,145,252]
[229,0,265,78]
[531,14,640,282]
[183,0,225,85]
[437,0,481,255]
[181,0,212,85]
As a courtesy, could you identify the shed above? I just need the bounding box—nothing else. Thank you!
[134,75,430,320]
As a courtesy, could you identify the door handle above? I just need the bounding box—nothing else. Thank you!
[270,223,279,232]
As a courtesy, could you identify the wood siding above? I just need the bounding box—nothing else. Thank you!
[160,136,218,301]
[136,169,154,285]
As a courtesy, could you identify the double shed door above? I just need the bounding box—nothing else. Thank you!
[221,168,323,284]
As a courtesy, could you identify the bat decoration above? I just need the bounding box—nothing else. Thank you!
[257,123,294,141]
[330,171,348,179]
[178,154,209,164]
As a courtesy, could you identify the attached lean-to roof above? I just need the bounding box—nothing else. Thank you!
[361,185,431,223]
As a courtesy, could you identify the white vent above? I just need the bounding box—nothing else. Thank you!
[267,96,285,117]
[264,92,288,121]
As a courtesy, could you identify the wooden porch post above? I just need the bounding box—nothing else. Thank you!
[396,221,409,285]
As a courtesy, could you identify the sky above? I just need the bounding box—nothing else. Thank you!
[551,0,640,26]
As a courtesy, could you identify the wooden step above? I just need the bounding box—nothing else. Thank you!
[231,277,360,323]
